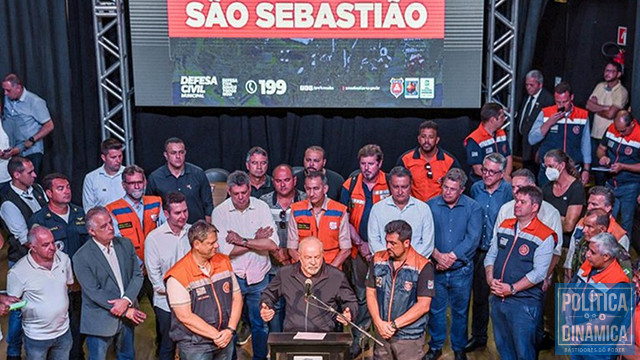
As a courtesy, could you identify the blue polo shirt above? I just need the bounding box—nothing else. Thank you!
[2,88,51,156]
[427,194,482,269]
[470,179,513,251]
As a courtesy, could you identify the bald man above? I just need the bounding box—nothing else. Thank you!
[260,237,357,332]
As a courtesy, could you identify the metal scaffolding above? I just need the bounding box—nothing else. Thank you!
[485,0,519,145]
[92,0,135,164]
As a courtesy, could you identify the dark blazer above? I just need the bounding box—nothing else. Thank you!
[73,236,143,337]
[518,88,554,161]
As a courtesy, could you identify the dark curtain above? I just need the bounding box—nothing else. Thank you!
[134,111,474,178]
[535,0,636,107]
[516,0,549,97]
[0,0,99,201]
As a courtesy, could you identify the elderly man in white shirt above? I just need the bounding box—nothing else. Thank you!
[7,226,74,360]
[212,170,279,360]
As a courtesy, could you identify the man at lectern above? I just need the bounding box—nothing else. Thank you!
[260,236,357,332]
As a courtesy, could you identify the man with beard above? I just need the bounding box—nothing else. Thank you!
[107,165,165,304]
[260,236,356,332]
[288,171,351,269]
[366,220,434,360]
[586,61,628,184]
[398,120,461,202]
[340,144,390,357]
[260,164,307,332]
[295,146,345,201]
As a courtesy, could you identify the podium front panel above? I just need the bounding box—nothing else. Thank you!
[268,333,352,360]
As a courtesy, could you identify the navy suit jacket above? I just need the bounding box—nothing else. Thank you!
[73,236,143,337]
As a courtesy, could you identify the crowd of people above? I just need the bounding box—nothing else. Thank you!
[0,62,639,360]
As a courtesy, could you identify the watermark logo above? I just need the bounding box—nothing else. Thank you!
[556,283,635,355]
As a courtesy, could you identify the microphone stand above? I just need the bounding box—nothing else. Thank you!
[306,294,384,347]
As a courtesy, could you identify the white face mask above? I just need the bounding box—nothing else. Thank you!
[545,167,560,181]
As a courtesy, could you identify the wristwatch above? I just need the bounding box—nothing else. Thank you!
[242,238,248,247]
[391,320,398,330]
[225,326,236,335]
[510,284,517,296]
[28,136,35,143]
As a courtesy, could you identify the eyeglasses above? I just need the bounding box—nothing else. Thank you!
[279,210,287,230]
[481,167,502,176]
[425,162,433,179]
[124,181,145,187]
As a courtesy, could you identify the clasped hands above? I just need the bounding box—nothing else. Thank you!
[108,298,146,324]
[433,251,457,271]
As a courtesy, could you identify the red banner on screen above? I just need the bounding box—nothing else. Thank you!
[167,0,444,38]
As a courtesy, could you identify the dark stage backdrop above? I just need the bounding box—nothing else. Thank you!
[1,0,637,201]
[134,111,475,179]
[0,0,99,202]
[534,0,636,107]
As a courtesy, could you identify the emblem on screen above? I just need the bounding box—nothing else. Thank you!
[390,78,404,98]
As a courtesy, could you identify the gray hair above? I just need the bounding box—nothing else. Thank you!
[588,186,615,209]
[441,168,467,187]
[245,146,268,163]
[188,220,218,246]
[526,70,543,85]
[227,170,251,188]
[305,171,328,186]
[389,166,412,182]
[512,168,536,185]
[590,232,621,258]
[27,225,53,245]
[86,206,111,231]
[483,153,507,172]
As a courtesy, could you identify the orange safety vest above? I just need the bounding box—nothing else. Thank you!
[576,259,630,285]
[106,196,162,261]
[291,199,347,265]
[342,172,389,257]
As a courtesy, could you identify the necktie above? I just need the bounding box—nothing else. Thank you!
[519,96,534,133]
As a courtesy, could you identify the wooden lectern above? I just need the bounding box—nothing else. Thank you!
[267,332,353,360]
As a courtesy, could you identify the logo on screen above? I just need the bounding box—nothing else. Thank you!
[419,78,435,99]
[404,78,419,99]
[390,78,404,98]
[222,78,238,97]
[179,76,218,98]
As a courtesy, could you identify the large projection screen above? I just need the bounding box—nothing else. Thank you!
[129,0,483,108]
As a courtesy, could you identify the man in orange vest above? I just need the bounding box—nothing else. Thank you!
[287,171,351,269]
[463,102,513,183]
[569,232,630,360]
[106,164,165,304]
[339,144,389,357]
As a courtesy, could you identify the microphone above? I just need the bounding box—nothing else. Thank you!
[304,278,312,299]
